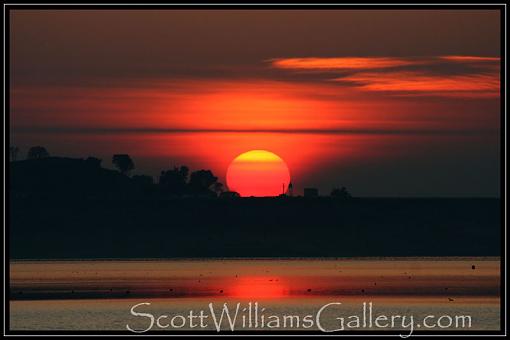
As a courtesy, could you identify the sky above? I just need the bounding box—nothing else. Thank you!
[10,9,501,197]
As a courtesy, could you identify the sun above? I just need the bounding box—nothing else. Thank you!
[226,150,291,197]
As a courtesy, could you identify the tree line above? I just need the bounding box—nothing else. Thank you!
[10,145,352,198]
[11,146,227,197]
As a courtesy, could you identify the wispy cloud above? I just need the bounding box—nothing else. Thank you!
[271,56,500,71]
[335,71,500,97]
[270,57,424,70]
[439,55,500,62]
[15,126,497,136]
[271,55,500,97]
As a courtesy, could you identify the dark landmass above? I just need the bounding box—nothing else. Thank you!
[9,157,501,258]
[10,157,151,198]
[10,196,501,258]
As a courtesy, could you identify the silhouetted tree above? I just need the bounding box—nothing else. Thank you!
[27,146,49,160]
[189,169,218,195]
[112,154,135,175]
[213,182,224,196]
[331,186,352,199]
[10,146,20,161]
[178,165,189,182]
[85,157,102,167]
[219,191,240,198]
[132,175,155,195]
[132,175,154,186]
[159,165,189,195]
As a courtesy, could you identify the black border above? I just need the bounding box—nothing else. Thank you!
[3,3,507,336]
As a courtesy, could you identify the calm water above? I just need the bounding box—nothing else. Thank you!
[10,258,501,332]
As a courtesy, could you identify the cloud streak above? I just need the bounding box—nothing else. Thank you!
[335,71,500,97]
[14,126,497,136]
[271,56,500,71]
[439,55,500,62]
[270,57,424,70]
[271,56,500,97]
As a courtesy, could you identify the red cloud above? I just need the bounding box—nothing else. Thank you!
[271,56,500,71]
[335,71,500,97]
[271,56,500,97]
[439,56,500,62]
[271,57,424,70]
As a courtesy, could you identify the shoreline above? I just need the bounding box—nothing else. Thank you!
[9,256,502,262]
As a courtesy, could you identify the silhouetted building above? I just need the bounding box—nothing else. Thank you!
[287,182,293,197]
[304,187,319,197]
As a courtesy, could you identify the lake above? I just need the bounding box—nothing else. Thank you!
[9,258,501,333]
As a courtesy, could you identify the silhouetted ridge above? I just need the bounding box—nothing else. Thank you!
[10,157,135,197]
[9,155,501,258]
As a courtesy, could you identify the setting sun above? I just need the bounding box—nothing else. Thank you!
[226,150,291,197]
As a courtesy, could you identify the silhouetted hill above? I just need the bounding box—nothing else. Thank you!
[10,157,137,197]
[8,157,501,258]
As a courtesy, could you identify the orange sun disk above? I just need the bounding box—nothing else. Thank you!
[226,150,291,197]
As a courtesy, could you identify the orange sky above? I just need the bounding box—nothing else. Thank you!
[9,9,501,196]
